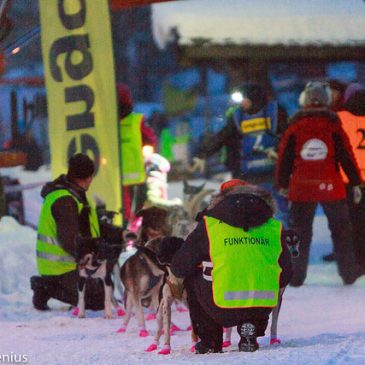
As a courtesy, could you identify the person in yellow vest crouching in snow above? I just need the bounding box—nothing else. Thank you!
[30,154,124,311]
[170,179,293,353]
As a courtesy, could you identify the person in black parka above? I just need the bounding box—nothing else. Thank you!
[170,179,292,354]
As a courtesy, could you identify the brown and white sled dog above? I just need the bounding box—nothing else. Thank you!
[75,236,124,319]
[223,230,300,347]
[117,237,166,337]
[144,236,197,355]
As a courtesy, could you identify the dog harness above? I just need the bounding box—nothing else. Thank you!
[204,216,282,308]
[37,189,100,276]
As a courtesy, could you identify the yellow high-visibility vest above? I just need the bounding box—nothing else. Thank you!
[36,189,100,276]
[120,113,146,186]
[204,216,282,308]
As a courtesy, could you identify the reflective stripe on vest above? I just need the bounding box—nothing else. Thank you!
[120,113,146,186]
[37,250,75,263]
[36,189,100,276]
[338,111,365,183]
[204,216,282,308]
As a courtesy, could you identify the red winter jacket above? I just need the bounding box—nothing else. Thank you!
[276,109,361,202]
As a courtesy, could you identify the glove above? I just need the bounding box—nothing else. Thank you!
[265,147,278,160]
[278,188,288,198]
[188,157,206,175]
[353,186,362,204]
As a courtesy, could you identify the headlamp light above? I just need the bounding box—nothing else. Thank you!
[231,91,244,104]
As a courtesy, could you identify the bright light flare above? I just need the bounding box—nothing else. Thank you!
[11,47,20,55]
[142,145,154,159]
[231,91,244,104]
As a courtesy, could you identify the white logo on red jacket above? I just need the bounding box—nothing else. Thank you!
[300,139,328,160]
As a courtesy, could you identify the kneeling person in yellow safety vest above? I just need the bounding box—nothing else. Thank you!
[170,179,293,353]
[30,153,123,311]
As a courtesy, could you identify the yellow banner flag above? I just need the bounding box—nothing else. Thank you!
[39,0,123,225]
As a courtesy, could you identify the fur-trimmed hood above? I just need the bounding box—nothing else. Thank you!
[204,184,275,231]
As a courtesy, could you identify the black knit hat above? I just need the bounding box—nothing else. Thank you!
[238,83,267,112]
[67,153,95,180]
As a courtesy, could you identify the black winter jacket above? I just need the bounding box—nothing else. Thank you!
[171,187,292,328]
[40,175,123,258]
[40,175,92,257]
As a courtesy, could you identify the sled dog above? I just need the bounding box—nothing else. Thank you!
[145,236,197,355]
[75,236,123,319]
[117,237,166,336]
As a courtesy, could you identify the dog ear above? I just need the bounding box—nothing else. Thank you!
[157,236,185,265]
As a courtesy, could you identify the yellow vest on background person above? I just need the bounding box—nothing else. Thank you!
[36,189,100,276]
[338,111,365,183]
[204,216,282,308]
[120,113,146,186]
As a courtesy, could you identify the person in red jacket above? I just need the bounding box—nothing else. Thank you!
[276,81,362,286]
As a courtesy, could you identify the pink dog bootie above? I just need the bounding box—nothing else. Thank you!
[145,341,158,352]
[116,325,126,333]
[139,328,149,337]
[270,338,281,346]
[158,344,171,355]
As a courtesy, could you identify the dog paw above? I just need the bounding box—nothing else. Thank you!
[117,307,126,317]
[145,343,158,352]
[104,312,113,319]
[158,345,171,355]
[190,345,196,353]
[72,307,79,316]
[145,313,156,321]
[139,329,149,337]
[116,327,126,333]
[78,313,86,319]
[176,306,188,313]
[222,340,231,348]
[170,324,182,335]
[270,338,281,346]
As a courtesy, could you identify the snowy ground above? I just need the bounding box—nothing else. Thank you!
[1,166,365,364]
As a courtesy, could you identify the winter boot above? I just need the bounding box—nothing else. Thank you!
[194,341,222,354]
[238,323,259,352]
[30,276,50,311]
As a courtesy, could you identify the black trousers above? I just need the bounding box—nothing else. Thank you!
[289,200,360,285]
[185,277,269,350]
[35,270,105,310]
[346,185,365,269]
